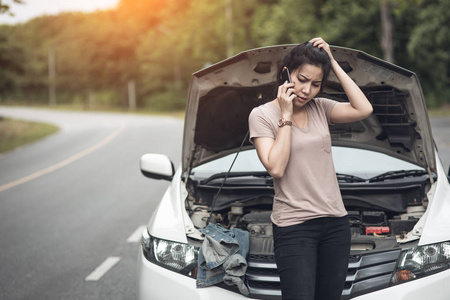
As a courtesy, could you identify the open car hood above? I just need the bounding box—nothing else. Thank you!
[182,45,436,175]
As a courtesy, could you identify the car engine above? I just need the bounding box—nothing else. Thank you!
[186,174,431,253]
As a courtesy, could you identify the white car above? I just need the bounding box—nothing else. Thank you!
[137,45,450,299]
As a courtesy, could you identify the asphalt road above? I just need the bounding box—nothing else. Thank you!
[0,107,183,300]
[0,107,449,300]
[431,116,450,173]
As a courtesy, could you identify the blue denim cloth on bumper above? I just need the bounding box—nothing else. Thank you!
[196,223,250,295]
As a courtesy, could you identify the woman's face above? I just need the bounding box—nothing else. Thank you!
[290,64,323,108]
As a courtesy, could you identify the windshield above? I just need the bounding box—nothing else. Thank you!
[191,147,424,179]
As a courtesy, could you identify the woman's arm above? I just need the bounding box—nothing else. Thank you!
[253,129,290,179]
[310,37,373,123]
[253,81,295,179]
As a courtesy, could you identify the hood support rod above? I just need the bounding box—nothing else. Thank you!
[206,130,250,225]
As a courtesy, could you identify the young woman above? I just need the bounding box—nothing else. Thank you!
[248,37,373,300]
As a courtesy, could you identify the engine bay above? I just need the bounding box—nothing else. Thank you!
[186,173,432,254]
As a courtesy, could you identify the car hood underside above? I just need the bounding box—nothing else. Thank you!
[182,45,435,175]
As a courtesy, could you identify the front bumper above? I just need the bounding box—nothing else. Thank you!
[138,244,450,300]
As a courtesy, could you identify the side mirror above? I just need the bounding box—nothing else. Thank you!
[140,154,175,181]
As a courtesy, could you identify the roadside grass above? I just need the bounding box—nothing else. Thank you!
[0,117,59,154]
[14,103,186,119]
[428,105,450,117]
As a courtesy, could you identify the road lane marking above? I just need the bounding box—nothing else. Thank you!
[85,256,121,281]
[127,225,147,243]
[0,122,125,193]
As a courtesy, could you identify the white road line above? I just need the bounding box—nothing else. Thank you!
[127,225,147,243]
[0,122,125,193]
[85,256,121,281]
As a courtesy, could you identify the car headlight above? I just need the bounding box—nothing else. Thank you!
[141,229,199,278]
[391,241,450,284]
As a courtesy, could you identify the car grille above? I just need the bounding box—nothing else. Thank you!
[246,250,401,299]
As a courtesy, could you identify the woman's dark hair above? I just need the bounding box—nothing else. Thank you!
[277,42,332,92]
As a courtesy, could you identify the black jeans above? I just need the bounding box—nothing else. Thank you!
[273,216,351,300]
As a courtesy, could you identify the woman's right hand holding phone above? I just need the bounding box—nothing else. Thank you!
[277,81,295,120]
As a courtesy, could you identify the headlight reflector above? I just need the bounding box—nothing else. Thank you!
[391,241,450,284]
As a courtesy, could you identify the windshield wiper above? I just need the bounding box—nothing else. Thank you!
[199,171,271,185]
[368,169,428,183]
[336,173,367,183]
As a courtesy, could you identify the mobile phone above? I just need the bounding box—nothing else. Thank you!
[279,66,292,84]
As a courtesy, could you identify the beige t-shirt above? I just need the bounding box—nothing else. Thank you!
[248,98,347,227]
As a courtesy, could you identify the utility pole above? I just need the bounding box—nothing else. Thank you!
[128,79,136,110]
[380,0,394,63]
[225,0,234,57]
[48,47,56,105]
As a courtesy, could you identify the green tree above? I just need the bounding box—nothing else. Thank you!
[407,0,450,107]
[0,0,24,16]
[251,0,328,46]
[1,0,448,109]
[0,27,24,99]
[136,0,239,109]
[321,0,381,55]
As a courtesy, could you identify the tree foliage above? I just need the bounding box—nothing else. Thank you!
[0,0,448,109]
[407,0,450,107]
[0,0,24,16]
